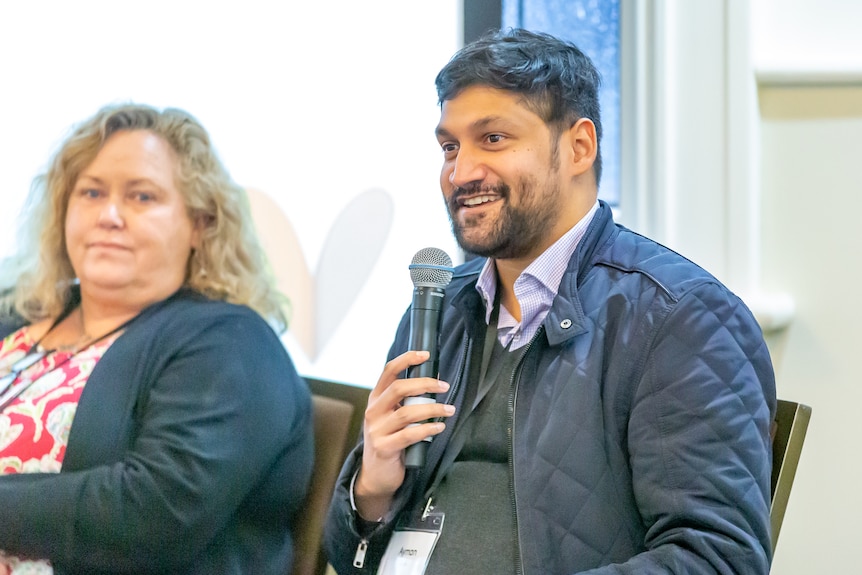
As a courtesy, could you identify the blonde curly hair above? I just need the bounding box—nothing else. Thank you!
[0,103,288,331]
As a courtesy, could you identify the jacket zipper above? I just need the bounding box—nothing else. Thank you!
[509,329,541,575]
[353,538,368,568]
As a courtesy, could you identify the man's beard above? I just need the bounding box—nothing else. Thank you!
[446,174,562,260]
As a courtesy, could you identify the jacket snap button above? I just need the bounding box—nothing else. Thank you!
[560,319,572,329]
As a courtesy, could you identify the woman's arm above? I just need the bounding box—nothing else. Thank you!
[0,304,313,572]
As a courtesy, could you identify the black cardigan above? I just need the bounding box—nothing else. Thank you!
[0,289,313,574]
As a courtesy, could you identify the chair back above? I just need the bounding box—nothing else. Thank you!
[305,377,371,463]
[291,378,370,575]
[770,398,812,552]
[291,395,353,575]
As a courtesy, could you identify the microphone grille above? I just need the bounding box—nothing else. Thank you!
[409,247,454,288]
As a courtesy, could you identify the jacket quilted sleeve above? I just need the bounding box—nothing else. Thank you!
[579,280,776,574]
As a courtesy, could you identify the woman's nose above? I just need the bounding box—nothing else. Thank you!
[97,200,124,227]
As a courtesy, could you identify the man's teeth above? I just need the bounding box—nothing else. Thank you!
[463,195,496,207]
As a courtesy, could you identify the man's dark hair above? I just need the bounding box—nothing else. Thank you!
[435,28,603,185]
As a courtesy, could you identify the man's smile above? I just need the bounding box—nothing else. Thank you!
[460,194,500,207]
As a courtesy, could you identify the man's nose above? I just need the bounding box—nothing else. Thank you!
[449,147,487,188]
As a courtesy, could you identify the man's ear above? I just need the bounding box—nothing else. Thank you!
[564,118,598,178]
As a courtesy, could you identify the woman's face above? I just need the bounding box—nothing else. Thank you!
[65,130,200,309]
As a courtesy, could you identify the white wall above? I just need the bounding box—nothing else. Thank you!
[643,1,862,573]
[0,0,462,386]
[758,85,862,573]
[751,2,862,573]
[752,0,862,76]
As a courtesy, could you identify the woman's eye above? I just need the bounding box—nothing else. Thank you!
[132,191,155,202]
[81,188,101,198]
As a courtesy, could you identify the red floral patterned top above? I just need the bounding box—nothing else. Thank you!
[0,326,118,473]
[0,326,120,573]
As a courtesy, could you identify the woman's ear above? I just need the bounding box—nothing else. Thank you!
[190,215,207,250]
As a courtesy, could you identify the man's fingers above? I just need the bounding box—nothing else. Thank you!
[364,400,455,454]
[368,419,450,455]
[374,351,430,390]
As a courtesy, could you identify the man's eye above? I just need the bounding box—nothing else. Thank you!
[441,143,458,153]
[487,134,504,144]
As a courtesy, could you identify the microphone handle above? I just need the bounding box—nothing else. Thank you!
[403,286,444,468]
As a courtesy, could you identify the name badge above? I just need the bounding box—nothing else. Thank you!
[377,498,444,575]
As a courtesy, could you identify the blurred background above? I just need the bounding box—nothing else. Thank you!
[1,1,858,572]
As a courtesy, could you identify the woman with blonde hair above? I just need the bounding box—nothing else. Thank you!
[0,103,312,574]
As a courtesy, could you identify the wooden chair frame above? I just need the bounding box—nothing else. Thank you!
[291,378,369,575]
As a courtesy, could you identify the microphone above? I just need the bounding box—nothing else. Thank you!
[403,247,454,468]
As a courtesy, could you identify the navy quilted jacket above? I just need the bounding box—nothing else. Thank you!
[325,201,776,574]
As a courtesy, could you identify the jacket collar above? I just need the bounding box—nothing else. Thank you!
[543,200,617,346]
[447,200,617,348]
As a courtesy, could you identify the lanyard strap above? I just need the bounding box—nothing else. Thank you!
[422,300,508,501]
[0,308,76,392]
[0,310,137,410]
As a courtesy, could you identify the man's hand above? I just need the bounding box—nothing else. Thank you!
[353,350,456,521]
